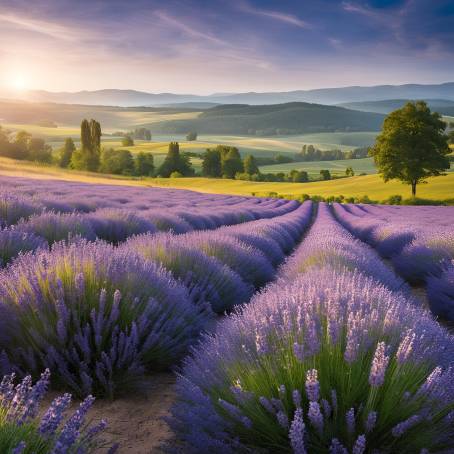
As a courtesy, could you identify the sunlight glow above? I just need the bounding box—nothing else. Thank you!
[8,73,28,91]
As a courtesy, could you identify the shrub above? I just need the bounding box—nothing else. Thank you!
[170,171,183,178]
[0,240,209,397]
[18,212,96,245]
[0,227,47,267]
[183,232,275,288]
[171,269,454,453]
[0,370,114,453]
[386,194,403,205]
[220,230,284,267]
[427,262,454,320]
[142,212,193,234]
[125,233,253,313]
[393,235,454,284]
[88,208,156,243]
[0,195,42,227]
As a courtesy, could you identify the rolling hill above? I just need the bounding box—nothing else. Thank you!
[146,102,385,135]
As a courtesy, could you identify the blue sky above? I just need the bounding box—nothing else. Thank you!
[0,0,453,93]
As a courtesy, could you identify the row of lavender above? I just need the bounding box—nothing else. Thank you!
[1,175,299,266]
[0,196,313,396]
[0,182,313,452]
[171,203,454,453]
[332,203,454,320]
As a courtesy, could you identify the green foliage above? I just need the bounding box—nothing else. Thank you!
[371,101,450,196]
[386,194,403,205]
[132,127,151,140]
[28,138,52,164]
[320,169,331,180]
[121,135,134,147]
[202,148,222,177]
[221,147,243,178]
[72,119,102,172]
[289,169,309,182]
[243,155,259,175]
[448,130,454,144]
[345,166,355,177]
[170,171,183,178]
[0,127,52,163]
[99,148,134,175]
[57,138,76,168]
[158,142,194,177]
[186,131,197,141]
[134,151,154,176]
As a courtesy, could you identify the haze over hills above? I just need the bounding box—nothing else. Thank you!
[339,99,454,116]
[12,82,454,107]
[0,98,384,136]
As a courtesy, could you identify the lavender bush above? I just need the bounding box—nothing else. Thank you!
[427,262,454,320]
[182,232,275,288]
[0,369,114,453]
[125,233,254,313]
[282,203,411,295]
[171,269,454,453]
[0,240,210,397]
[0,194,42,227]
[87,208,157,243]
[0,227,47,267]
[393,233,454,284]
[18,212,96,245]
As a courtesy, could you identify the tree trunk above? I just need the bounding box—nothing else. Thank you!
[411,180,417,197]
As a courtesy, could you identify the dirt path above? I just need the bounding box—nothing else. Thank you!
[90,372,176,453]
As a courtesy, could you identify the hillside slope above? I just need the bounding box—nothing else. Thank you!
[148,102,385,135]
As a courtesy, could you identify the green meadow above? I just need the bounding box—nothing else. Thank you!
[1,156,453,202]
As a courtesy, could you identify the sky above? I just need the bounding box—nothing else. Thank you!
[0,0,453,95]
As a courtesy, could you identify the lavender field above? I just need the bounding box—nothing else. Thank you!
[0,175,454,453]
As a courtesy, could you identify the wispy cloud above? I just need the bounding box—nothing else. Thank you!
[239,2,311,28]
[0,12,84,41]
[154,11,229,46]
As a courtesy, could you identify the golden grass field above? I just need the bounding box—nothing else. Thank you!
[1,156,453,201]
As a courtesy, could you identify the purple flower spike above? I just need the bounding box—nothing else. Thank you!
[289,408,306,454]
[305,369,320,402]
[353,434,367,454]
[369,342,389,387]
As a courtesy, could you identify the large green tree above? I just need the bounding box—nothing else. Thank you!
[58,138,76,168]
[72,119,101,171]
[371,101,450,197]
[158,142,194,177]
[243,155,259,175]
[135,152,154,176]
[202,148,222,177]
[221,147,243,178]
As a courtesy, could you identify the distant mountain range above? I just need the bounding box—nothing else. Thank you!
[16,82,454,107]
[339,99,454,115]
[148,102,385,135]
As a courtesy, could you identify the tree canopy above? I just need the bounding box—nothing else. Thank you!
[158,142,194,177]
[370,101,450,196]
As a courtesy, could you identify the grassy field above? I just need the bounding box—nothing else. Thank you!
[1,156,453,201]
[259,157,377,176]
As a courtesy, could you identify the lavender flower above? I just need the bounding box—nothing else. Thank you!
[289,408,306,454]
[369,342,390,387]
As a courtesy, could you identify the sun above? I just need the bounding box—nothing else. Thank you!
[8,73,28,91]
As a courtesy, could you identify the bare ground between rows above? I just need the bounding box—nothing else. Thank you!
[91,372,177,454]
[41,372,177,454]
